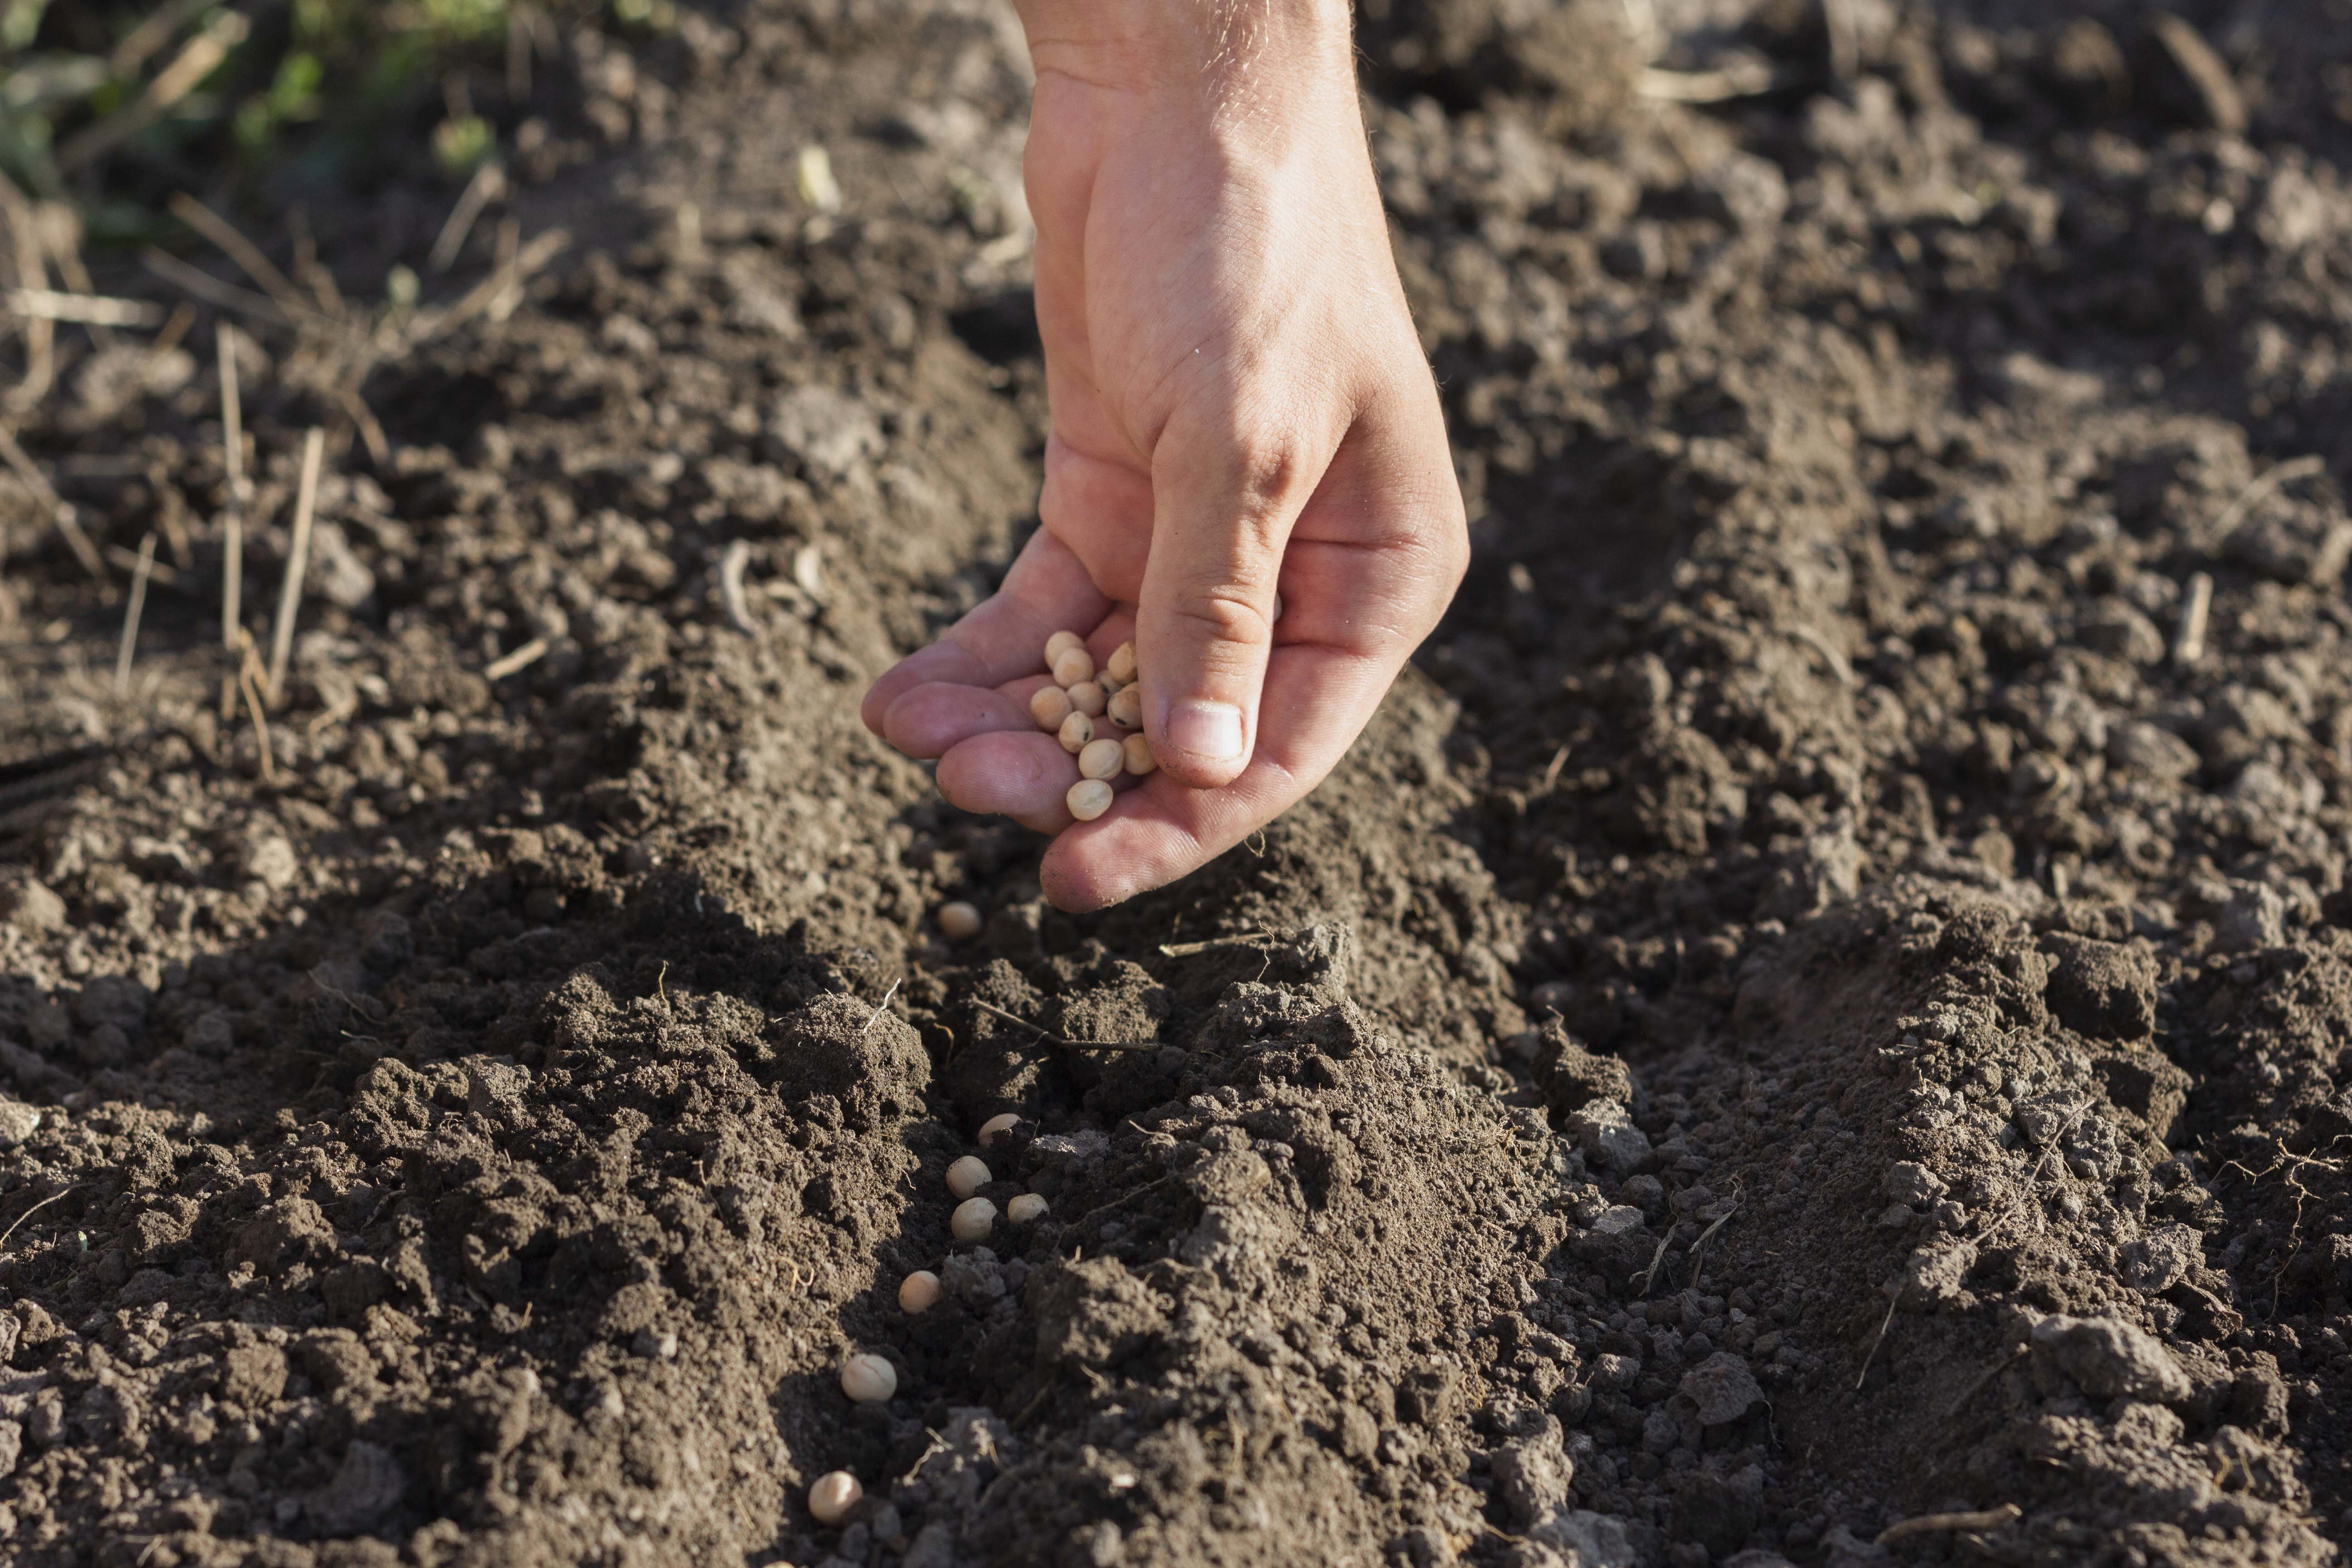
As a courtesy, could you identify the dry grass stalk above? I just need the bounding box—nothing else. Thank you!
[267,428,327,706]
[483,637,549,681]
[0,174,53,410]
[105,542,181,588]
[430,162,508,272]
[141,248,293,326]
[59,11,252,173]
[113,533,157,699]
[0,423,107,583]
[6,289,167,328]
[237,643,277,785]
[218,323,246,654]
[166,192,311,317]
[2173,572,2214,667]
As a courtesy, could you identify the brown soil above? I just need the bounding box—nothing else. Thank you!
[5,3,2352,1566]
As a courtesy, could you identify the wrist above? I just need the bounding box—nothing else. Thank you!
[1014,0,1355,98]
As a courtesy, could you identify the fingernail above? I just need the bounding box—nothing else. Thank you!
[1164,699,1244,761]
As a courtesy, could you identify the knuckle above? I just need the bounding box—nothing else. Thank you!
[1167,585,1273,648]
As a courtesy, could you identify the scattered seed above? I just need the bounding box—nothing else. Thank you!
[839,1352,897,1403]
[1078,737,1124,781]
[1044,630,1083,664]
[1097,664,1126,692]
[1123,735,1157,777]
[951,1196,997,1242]
[1058,712,1095,753]
[946,1155,991,1199]
[1067,779,1113,820]
[1030,686,1072,731]
[808,1470,862,1526]
[1068,680,1107,717]
[937,901,981,941]
[1106,683,1142,729]
[897,1271,942,1314]
[1007,1193,1049,1225]
[1051,646,1095,686]
[1107,641,1137,685]
[1273,591,1284,623]
[978,1112,1024,1146]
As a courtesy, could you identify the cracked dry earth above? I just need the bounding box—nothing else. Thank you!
[7,1,2352,1566]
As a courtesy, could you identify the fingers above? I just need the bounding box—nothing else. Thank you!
[934,730,1083,834]
[882,676,1056,759]
[1136,414,1320,789]
[860,529,1113,735]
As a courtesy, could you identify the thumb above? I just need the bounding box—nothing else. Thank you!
[1138,425,1310,789]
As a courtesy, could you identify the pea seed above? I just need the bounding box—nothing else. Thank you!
[1107,641,1137,685]
[1068,680,1107,717]
[1007,1193,1049,1224]
[937,901,981,940]
[1030,685,1072,731]
[839,1352,897,1403]
[1078,737,1124,780]
[979,1112,1024,1146]
[1066,779,1113,820]
[898,1271,942,1313]
[951,1196,996,1242]
[946,1155,991,1199]
[1106,683,1142,728]
[1051,646,1096,686]
[1058,712,1094,753]
[808,1471,862,1526]
[1044,631,1083,664]
[1123,734,1157,776]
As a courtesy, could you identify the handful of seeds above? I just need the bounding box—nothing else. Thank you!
[1034,632,1156,819]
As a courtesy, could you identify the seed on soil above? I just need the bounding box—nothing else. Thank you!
[1068,680,1107,717]
[1058,712,1094,753]
[839,1352,897,1403]
[1123,734,1157,776]
[1078,737,1125,781]
[1107,640,1137,685]
[951,1196,996,1242]
[1051,646,1095,686]
[808,1470,862,1526]
[937,901,981,941]
[1030,685,1072,731]
[1007,1193,1049,1224]
[1044,630,1083,664]
[1106,683,1142,729]
[978,1112,1023,1146]
[946,1155,991,1199]
[1067,779,1113,820]
[898,1271,942,1313]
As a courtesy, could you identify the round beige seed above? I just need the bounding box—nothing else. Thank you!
[1079,737,1125,781]
[1007,1193,1049,1225]
[1107,641,1137,685]
[946,1155,991,1199]
[1051,646,1096,686]
[840,1352,897,1403]
[1058,712,1094,753]
[898,1270,942,1313]
[937,901,981,941]
[951,1196,996,1242]
[1068,680,1107,718]
[1106,683,1142,729]
[808,1470,862,1526]
[1273,591,1285,623]
[978,1112,1023,1147]
[1044,630,1084,664]
[1067,779,1114,821]
[1123,734,1158,777]
[1097,665,1126,693]
[1030,685,1072,731]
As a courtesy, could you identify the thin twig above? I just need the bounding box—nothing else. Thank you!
[1854,1292,1899,1390]
[218,322,245,655]
[59,11,252,173]
[5,289,167,327]
[1685,1199,1740,1288]
[2213,454,2325,538]
[430,161,507,272]
[484,638,549,681]
[164,191,309,316]
[1638,61,1792,101]
[267,428,326,706]
[2172,572,2213,668]
[407,228,569,345]
[1940,1344,2026,1421]
[1876,1504,2021,1546]
[857,977,902,1038]
[140,248,293,326]
[236,633,276,785]
[0,423,107,583]
[105,544,182,588]
[1980,1098,2096,1244]
[1539,744,1570,793]
[969,997,1156,1051]
[0,1186,74,1255]
[1156,931,1274,958]
[1635,1222,1681,1296]
[0,172,53,410]
[113,533,157,699]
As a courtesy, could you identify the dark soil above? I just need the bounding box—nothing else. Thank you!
[5,2,2352,1565]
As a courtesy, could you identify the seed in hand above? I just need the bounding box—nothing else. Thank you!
[1078,737,1124,781]
[809,1471,862,1526]
[946,1155,991,1199]
[898,1270,942,1313]
[1051,646,1095,686]
[1030,685,1072,731]
[1123,734,1157,776]
[1067,779,1114,820]
[840,1352,897,1403]
[1058,712,1094,753]
[1068,680,1107,718]
[1107,641,1137,685]
[951,1196,996,1241]
[937,901,981,940]
[1106,683,1141,729]
[1045,630,1083,662]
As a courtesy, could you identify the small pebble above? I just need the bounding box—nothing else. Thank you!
[951,1196,997,1242]
[1058,712,1094,754]
[1123,735,1157,776]
[978,1112,1023,1146]
[808,1470,862,1526]
[898,1270,942,1313]
[1007,1193,1049,1224]
[839,1352,897,1403]
[1030,685,1072,731]
[1078,737,1125,781]
[946,1155,991,1199]
[1068,680,1107,717]
[1107,641,1137,685]
[1067,779,1113,821]
[1051,646,1096,686]
[1106,683,1142,728]
[937,901,981,941]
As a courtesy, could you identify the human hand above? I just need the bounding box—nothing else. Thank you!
[860,0,1467,911]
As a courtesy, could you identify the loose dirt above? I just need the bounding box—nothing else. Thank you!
[4,3,2352,1566]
